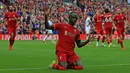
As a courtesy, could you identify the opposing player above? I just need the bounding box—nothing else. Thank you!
[84,13,91,40]
[4,5,18,50]
[42,18,56,44]
[43,7,95,70]
[103,9,115,47]
[94,11,106,47]
[113,9,127,50]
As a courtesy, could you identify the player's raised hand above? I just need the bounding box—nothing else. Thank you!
[87,34,96,42]
[43,6,50,16]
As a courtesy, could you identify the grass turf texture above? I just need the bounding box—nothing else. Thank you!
[0,40,130,73]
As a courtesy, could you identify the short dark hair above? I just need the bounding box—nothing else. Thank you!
[7,4,13,10]
[104,9,110,13]
[69,12,79,19]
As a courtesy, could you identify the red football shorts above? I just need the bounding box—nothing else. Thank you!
[117,28,124,37]
[101,30,106,35]
[8,28,16,35]
[96,29,102,35]
[96,29,106,35]
[56,51,80,64]
[105,27,112,35]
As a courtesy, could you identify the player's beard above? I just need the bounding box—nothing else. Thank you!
[9,10,13,12]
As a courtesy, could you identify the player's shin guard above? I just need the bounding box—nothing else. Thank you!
[68,66,83,70]
[53,64,66,70]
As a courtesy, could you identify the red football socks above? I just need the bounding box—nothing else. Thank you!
[97,36,100,42]
[119,39,124,49]
[107,36,112,45]
[53,64,66,70]
[118,39,120,44]
[102,36,105,43]
[106,38,110,45]
[110,37,112,43]
[9,38,15,50]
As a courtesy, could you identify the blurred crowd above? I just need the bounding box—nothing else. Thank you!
[0,0,130,34]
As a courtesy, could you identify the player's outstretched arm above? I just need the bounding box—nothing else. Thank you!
[76,35,95,48]
[43,7,54,30]
[76,40,90,48]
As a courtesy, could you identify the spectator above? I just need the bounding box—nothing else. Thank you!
[0,0,129,35]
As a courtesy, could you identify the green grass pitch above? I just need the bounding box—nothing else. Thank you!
[0,40,130,73]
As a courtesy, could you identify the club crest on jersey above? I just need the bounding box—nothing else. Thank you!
[74,29,76,32]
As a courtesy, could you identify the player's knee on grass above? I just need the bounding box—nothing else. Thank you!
[59,62,68,68]
[69,60,83,70]
[74,60,83,66]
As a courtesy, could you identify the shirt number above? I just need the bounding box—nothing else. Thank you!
[104,17,112,22]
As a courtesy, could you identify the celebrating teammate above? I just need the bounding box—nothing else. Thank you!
[113,9,127,50]
[43,7,95,70]
[4,5,19,50]
[94,11,106,47]
[103,9,115,47]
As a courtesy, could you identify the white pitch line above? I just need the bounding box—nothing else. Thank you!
[87,63,130,67]
[0,64,130,71]
[0,67,48,71]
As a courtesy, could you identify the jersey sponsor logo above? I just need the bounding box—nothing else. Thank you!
[64,26,67,28]
[64,30,77,38]
[60,56,62,60]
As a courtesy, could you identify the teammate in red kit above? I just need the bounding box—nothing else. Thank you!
[43,7,95,70]
[114,9,127,50]
[103,9,115,47]
[4,5,18,50]
[119,11,127,40]
[94,11,106,47]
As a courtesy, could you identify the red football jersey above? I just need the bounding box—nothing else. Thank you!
[54,23,80,52]
[95,13,102,30]
[114,14,126,28]
[4,11,18,28]
[114,14,120,27]
[103,13,113,28]
[119,14,126,27]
